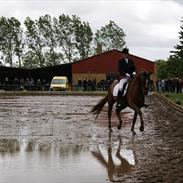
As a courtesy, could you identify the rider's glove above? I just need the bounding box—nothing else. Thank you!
[132,72,136,75]
[125,73,130,77]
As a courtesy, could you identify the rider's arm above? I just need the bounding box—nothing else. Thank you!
[132,59,137,73]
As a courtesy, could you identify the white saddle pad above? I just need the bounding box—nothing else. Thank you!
[113,83,128,97]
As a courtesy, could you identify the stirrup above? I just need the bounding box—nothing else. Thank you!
[116,102,121,109]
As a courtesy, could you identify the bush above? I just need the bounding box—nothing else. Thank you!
[175,100,181,105]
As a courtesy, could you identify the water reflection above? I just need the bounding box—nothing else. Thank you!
[0,139,20,154]
[0,139,96,183]
[0,137,137,183]
[0,138,86,156]
[91,133,137,182]
[25,141,36,152]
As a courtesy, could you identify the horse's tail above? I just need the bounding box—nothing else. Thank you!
[91,95,108,118]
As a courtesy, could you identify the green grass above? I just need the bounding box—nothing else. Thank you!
[164,93,183,106]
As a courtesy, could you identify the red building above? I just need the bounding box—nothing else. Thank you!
[72,49,156,85]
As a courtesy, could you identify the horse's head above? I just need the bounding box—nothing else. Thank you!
[139,71,152,95]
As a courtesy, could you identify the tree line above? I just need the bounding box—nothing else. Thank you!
[0,14,126,68]
[156,17,183,79]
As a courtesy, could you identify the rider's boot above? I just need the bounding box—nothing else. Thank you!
[116,90,123,108]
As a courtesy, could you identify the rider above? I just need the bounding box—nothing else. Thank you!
[116,48,136,107]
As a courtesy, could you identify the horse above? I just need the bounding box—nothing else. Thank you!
[91,71,152,134]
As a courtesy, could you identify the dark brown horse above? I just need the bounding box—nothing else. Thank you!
[91,71,152,134]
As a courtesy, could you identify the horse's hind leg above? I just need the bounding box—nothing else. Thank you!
[115,107,122,130]
[108,104,113,132]
[131,111,137,135]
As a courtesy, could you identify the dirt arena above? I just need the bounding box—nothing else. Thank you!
[0,94,182,183]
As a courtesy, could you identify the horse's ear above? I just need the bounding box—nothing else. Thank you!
[148,72,152,76]
[143,71,152,77]
[143,71,147,76]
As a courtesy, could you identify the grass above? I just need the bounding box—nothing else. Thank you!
[163,93,183,106]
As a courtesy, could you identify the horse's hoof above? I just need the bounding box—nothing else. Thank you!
[117,125,122,130]
[132,131,136,135]
[109,128,113,133]
[139,126,144,132]
[144,104,149,108]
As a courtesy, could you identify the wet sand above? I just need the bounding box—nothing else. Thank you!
[0,95,182,183]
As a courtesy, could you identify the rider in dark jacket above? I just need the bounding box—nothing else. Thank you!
[116,48,149,108]
[118,48,136,95]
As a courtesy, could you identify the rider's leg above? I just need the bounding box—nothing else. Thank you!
[118,77,128,96]
[116,77,128,108]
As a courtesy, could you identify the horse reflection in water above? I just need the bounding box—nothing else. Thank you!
[91,134,137,182]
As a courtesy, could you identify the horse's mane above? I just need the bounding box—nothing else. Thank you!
[134,71,144,81]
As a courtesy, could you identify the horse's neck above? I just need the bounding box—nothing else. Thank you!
[129,76,143,93]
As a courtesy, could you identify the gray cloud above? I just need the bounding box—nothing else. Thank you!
[171,0,183,5]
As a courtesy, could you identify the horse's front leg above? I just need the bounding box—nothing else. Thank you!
[131,111,137,135]
[139,111,144,132]
[129,103,144,133]
[115,107,122,130]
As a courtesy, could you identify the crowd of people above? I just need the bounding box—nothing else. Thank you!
[156,78,183,93]
[0,77,50,91]
[76,78,113,91]
[0,76,114,91]
[1,76,183,93]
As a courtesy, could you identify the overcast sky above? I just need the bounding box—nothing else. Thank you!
[0,0,183,61]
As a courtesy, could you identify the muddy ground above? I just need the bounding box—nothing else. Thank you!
[0,94,182,183]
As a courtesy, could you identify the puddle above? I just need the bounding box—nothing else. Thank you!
[0,137,136,183]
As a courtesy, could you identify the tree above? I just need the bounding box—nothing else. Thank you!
[171,17,183,59]
[168,17,183,78]
[156,59,169,79]
[156,57,183,79]
[0,17,23,67]
[37,14,60,66]
[94,20,126,52]
[167,56,183,78]
[72,15,93,60]
[0,14,128,68]
[54,14,93,63]
[54,14,75,63]
[11,18,24,67]
[24,17,45,68]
